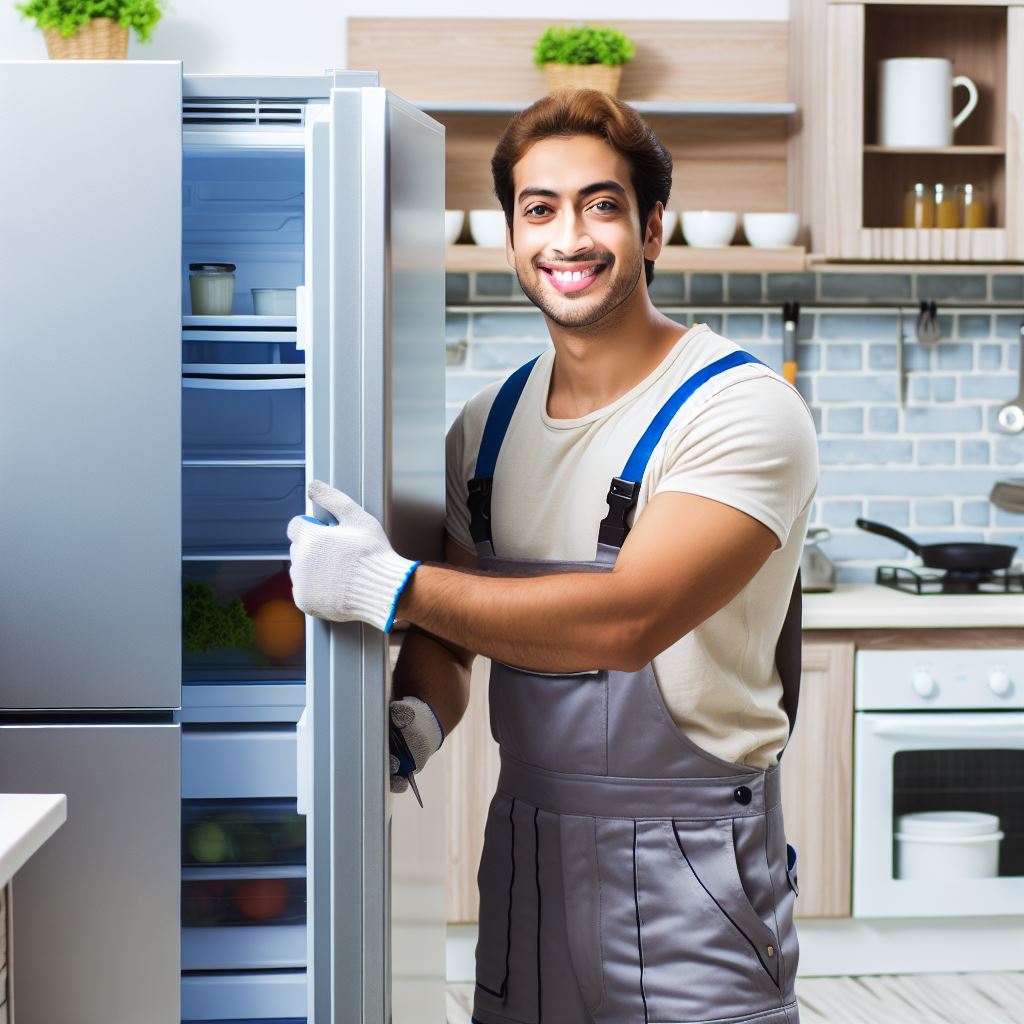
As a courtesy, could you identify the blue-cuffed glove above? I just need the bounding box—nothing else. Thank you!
[390,696,444,795]
[287,480,419,633]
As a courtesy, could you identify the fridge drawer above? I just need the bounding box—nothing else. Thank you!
[183,467,302,556]
[183,799,304,868]
[183,561,304,686]
[182,726,297,799]
[181,969,306,1021]
[183,377,305,461]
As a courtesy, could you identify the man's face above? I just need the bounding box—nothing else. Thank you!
[506,134,659,330]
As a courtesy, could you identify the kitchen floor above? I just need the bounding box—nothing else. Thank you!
[447,973,1024,1023]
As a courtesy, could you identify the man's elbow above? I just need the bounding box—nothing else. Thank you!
[604,616,666,673]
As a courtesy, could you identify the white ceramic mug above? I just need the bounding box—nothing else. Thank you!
[878,58,978,147]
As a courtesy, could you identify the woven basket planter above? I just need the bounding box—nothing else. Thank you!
[44,18,128,60]
[543,63,623,97]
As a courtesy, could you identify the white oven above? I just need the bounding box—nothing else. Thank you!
[853,649,1024,917]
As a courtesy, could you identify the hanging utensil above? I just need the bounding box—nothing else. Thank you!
[915,300,940,346]
[856,518,1016,571]
[782,301,799,386]
[996,320,1024,434]
[990,478,1024,514]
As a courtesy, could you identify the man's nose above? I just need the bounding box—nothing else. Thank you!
[552,210,594,256]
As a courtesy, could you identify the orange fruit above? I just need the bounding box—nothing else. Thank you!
[251,599,304,659]
[233,878,289,920]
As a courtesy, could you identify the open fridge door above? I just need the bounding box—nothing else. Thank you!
[301,83,446,1023]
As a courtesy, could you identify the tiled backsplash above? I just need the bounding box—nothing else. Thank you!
[445,270,1024,583]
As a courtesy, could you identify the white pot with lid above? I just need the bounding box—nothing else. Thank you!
[895,811,1003,880]
[189,262,236,316]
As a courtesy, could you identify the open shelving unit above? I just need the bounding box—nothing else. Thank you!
[823,0,1023,262]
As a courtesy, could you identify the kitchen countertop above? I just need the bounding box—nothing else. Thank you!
[0,794,66,888]
[803,584,1024,630]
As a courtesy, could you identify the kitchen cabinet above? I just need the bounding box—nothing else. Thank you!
[794,0,1024,261]
[444,638,856,923]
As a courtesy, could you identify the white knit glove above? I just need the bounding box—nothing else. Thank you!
[390,696,444,795]
[287,480,420,633]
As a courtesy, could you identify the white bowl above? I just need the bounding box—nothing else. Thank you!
[660,210,679,244]
[742,212,800,248]
[444,210,465,245]
[251,288,296,315]
[469,210,508,248]
[681,210,737,248]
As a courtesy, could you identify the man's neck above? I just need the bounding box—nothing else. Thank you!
[544,290,690,420]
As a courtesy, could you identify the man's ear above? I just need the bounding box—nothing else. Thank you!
[505,219,515,270]
[643,202,665,262]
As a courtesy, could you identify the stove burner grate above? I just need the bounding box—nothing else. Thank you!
[877,565,1024,595]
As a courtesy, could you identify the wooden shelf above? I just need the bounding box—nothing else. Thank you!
[863,145,1006,155]
[418,101,797,117]
[446,245,807,274]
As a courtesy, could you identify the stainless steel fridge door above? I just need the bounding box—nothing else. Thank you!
[0,61,182,711]
[0,723,180,1023]
[302,86,445,1024]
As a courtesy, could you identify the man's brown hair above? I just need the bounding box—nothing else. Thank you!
[491,89,673,286]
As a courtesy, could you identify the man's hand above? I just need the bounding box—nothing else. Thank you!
[389,696,445,796]
[287,480,420,632]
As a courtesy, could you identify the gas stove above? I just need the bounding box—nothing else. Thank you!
[877,564,1024,595]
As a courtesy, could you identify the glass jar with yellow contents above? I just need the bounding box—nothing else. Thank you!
[903,183,934,228]
[933,183,959,228]
[957,184,987,229]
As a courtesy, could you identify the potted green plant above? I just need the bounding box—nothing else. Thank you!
[533,24,636,97]
[16,0,166,60]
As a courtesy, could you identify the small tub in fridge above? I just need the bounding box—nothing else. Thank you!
[183,466,303,556]
[183,377,305,461]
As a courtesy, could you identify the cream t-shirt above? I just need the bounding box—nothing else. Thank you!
[445,324,819,769]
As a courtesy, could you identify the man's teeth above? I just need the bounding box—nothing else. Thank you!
[552,267,597,282]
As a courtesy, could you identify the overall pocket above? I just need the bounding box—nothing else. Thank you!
[634,818,783,1024]
[474,795,540,1024]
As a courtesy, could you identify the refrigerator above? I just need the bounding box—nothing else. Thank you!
[0,62,446,1024]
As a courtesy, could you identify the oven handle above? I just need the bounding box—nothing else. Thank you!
[869,712,1024,741]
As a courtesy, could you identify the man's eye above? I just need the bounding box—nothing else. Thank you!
[591,200,618,212]
[525,204,551,217]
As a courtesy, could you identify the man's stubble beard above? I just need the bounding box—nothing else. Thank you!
[514,248,645,333]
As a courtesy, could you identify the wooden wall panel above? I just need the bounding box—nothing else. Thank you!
[348,19,789,104]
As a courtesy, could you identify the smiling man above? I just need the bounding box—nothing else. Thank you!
[288,90,818,1024]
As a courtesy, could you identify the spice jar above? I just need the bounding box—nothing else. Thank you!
[903,183,934,228]
[957,183,987,229]
[189,263,236,315]
[933,183,959,228]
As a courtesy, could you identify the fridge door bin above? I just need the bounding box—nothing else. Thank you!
[181,969,306,1021]
[183,338,304,369]
[182,726,297,800]
[183,466,302,556]
[182,871,305,928]
[183,799,305,867]
[183,560,304,684]
[183,378,305,461]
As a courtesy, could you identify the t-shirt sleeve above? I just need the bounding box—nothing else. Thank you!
[444,405,476,555]
[652,374,819,547]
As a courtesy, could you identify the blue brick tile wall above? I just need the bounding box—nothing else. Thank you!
[445,270,1024,583]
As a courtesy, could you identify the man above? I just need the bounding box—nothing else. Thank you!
[289,89,817,1024]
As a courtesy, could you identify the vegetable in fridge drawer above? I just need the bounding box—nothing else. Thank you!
[183,377,305,461]
[182,467,303,555]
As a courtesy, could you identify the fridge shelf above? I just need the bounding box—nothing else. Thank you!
[181,923,306,970]
[183,864,306,881]
[180,969,306,1022]
[183,315,296,330]
[183,364,306,376]
[184,550,291,561]
[183,460,305,469]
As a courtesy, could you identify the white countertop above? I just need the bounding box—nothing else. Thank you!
[0,794,67,888]
[803,584,1024,630]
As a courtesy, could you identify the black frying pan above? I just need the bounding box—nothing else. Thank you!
[856,519,1016,572]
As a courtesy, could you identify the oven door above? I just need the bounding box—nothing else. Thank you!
[854,711,1024,917]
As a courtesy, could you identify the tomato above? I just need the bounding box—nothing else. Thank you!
[233,878,290,920]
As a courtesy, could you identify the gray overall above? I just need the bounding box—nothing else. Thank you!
[466,352,803,1024]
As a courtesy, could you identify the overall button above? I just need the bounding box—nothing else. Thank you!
[733,785,752,806]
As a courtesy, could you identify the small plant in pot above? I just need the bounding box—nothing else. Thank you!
[16,0,166,60]
[534,24,636,97]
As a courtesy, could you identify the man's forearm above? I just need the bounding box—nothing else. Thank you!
[391,627,472,736]
[396,564,650,674]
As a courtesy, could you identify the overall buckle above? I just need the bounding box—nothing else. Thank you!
[467,476,494,545]
[598,477,641,549]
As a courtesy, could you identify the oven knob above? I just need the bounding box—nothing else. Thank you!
[989,669,1012,697]
[912,670,937,698]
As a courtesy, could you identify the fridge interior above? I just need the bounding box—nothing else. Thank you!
[181,128,309,1023]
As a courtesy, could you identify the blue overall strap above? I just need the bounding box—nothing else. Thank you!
[597,350,765,549]
[467,356,540,550]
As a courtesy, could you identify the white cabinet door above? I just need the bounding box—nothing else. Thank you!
[0,61,182,711]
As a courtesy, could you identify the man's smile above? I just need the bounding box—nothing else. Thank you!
[536,259,608,295]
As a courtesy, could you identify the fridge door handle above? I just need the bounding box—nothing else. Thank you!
[296,707,310,816]
[296,284,310,352]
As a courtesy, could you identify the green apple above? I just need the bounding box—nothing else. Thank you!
[188,822,230,863]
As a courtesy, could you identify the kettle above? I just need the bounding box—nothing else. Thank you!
[801,527,836,593]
